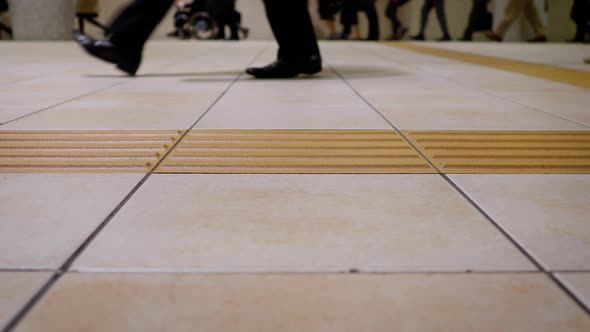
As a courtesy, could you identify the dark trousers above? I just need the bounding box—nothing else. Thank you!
[263,0,320,61]
[463,0,492,40]
[108,0,174,50]
[571,0,590,41]
[108,0,320,62]
[386,0,410,36]
[341,0,379,40]
[418,0,450,37]
[214,11,240,40]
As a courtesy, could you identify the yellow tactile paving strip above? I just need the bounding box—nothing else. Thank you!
[155,130,436,174]
[3,130,589,174]
[405,131,590,174]
[0,130,184,173]
[383,42,590,89]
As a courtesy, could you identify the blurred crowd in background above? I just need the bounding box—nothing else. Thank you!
[0,0,588,42]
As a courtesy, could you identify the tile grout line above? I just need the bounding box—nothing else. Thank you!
[0,81,129,127]
[0,45,270,332]
[330,48,590,317]
[370,43,590,130]
[326,59,440,173]
[0,58,188,127]
[67,270,541,275]
[0,269,57,273]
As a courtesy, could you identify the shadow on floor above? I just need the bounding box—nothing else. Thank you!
[84,65,409,81]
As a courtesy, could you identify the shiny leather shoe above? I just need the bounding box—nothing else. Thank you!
[246,55,322,79]
[73,30,141,76]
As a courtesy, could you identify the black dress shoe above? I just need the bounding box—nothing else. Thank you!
[73,30,141,76]
[246,55,322,79]
[410,34,425,41]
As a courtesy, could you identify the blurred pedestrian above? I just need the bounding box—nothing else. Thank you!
[570,0,590,42]
[0,0,11,39]
[318,0,341,39]
[208,0,240,40]
[411,0,452,41]
[460,0,492,41]
[73,0,321,78]
[386,0,411,40]
[339,0,379,40]
[485,0,547,42]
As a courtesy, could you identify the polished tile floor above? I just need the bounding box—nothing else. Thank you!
[1,40,589,331]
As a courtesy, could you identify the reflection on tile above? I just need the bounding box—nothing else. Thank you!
[17,273,590,332]
[450,175,590,270]
[74,174,532,272]
[0,174,144,269]
[0,272,49,329]
[557,273,590,308]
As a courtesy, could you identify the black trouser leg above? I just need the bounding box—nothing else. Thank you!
[263,0,320,62]
[388,0,410,36]
[229,22,240,40]
[419,0,433,35]
[464,0,491,39]
[216,22,227,40]
[574,20,588,40]
[340,3,356,38]
[362,5,380,40]
[434,0,451,37]
[391,10,401,36]
[109,0,174,51]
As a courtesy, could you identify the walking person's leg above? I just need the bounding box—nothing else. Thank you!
[73,0,174,75]
[363,2,380,40]
[434,0,451,40]
[522,0,546,41]
[246,0,322,78]
[412,0,433,40]
[486,0,527,41]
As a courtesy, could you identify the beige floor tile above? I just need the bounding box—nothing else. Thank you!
[1,42,264,130]
[1,78,230,130]
[366,92,585,130]
[0,174,144,269]
[449,175,590,270]
[465,78,586,94]
[501,92,590,127]
[0,272,50,329]
[557,273,590,308]
[196,72,391,129]
[328,59,586,130]
[17,273,590,332]
[0,74,124,124]
[74,174,532,272]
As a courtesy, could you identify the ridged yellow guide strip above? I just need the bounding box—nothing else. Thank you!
[0,130,184,173]
[405,130,590,174]
[384,42,590,89]
[157,130,436,174]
